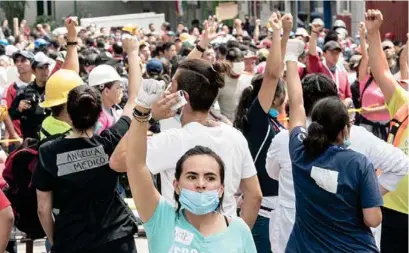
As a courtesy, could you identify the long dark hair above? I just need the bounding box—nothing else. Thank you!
[174,146,225,214]
[303,97,349,158]
[234,74,286,133]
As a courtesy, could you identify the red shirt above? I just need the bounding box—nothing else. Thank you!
[0,190,10,210]
[307,54,352,100]
[1,82,23,137]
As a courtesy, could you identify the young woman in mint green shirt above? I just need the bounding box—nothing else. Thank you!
[123,61,257,253]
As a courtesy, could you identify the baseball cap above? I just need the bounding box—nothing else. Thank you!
[32,52,51,69]
[146,59,163,75]
[323,41,342,52]
[12,50,34,61]
[0,39,8,46]
[295,28,309,38]
[381,40,394,50]
[34,38,49,48]
[5,45,18,57]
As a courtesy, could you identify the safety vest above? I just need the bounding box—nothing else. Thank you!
[384,102,408,214]
[387,102,408,147]
[40,116,71,141]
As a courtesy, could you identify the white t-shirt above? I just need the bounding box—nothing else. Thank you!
[266,121,409,209]
[217,74,253,122]
[147,122,257,216]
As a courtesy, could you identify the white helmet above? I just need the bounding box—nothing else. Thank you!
[88,64,121,87]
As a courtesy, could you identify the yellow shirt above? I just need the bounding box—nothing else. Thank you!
[40,116,71,141]
[384,85,408,214]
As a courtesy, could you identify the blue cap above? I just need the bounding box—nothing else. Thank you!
[34,39,49,48]
[0,39,8,46]
[146,59,163,75]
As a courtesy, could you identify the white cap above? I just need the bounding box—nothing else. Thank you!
[5,45,18,57]
[88,64,122,87]
[295,28,309,38]
[312,18,325,27]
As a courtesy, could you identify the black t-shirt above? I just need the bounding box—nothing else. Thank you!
[32,116,137,252]
[10,82,50,139]
[245,98,283,197]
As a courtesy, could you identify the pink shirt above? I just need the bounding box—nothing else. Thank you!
[360,75,390,122]
[308,54,351,100]
[96,106,122,134]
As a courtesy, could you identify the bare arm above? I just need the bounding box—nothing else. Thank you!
[358,22,369,82]
[37,190,54,245]
[121,38,141,118]
[253,19,260,44]
[62,17,79,74]
[366,10,398,103]
[362,207,382,228]
[258,13,283,112]
[286,40,307,132]
[127,111,161,222]
[0,206,13,253]
[239,175,262,229]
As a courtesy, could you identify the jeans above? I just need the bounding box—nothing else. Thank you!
[381,207,408,253]
[252,215,272,253]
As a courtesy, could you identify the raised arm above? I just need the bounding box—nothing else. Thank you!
[121,37,141,118]
[308,21,323,57]
[253,19,260,44]
[126,80,165,222]
[285,40,306,131]
[400,34,408,80]
[187,17,218,60]
[358,22,369,82]
[258,12,283,112]
[62,17,79,74]
[366,9,398,103]
[281,14,293,62]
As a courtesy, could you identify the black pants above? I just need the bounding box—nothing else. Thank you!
[381,207,408,253]
[53,236,137,253]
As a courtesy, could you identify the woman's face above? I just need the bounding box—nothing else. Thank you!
[202,49,216,64]
[174,155,224,197]
[103,81,123,105]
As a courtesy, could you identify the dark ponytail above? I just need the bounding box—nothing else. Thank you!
[303,122,330,158]
[67,85,102,133]
[303,97,349,159]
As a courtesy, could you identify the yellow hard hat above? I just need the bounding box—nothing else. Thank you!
[40,69,83,108]
[122,24,138,35]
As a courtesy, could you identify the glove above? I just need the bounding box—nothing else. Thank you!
[135,79,166,109]
[284,39,305,63]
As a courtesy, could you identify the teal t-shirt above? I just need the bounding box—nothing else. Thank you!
[143,198,257,253]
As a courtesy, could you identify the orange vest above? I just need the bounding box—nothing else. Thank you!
[387,102,408,146]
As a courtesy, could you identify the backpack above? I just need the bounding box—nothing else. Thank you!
[387,102,408,147]
[2,131,69,239]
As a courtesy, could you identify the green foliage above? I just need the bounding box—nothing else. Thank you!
[35,15,58,30]
[0,1,27,24]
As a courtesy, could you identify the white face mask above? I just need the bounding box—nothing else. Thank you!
[231,62,245,75]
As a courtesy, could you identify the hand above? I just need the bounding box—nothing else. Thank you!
[18,100,31,112]
[284,39,305,62]
[269,12,282,31]
[311,22,324,34]
[281,13,293,34]
[234,19,242,28]
[358,22,366,37]
[64,16,78,41]
[365,9,383,33]
[151,91,181,120]
[122,36,139,54]
[135,79,166,109]
[256,19,261,27]
[201,18,219,46]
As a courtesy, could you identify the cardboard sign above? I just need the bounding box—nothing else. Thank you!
[216,2,238,21]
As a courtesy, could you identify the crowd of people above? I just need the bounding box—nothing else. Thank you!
[0,7,407,253]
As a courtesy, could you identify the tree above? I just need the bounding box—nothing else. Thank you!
[0,1,27,24]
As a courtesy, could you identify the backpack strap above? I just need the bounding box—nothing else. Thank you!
[360,76,374,99]
[40,127,51,138]
[387,103,408,147]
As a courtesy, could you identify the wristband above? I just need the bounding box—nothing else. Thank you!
[196,44,206,53]
[66,41,78,46]
[133,107,151,118]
